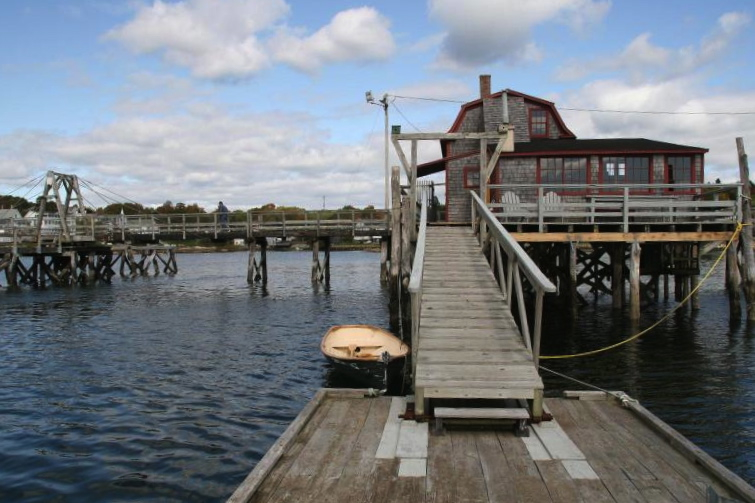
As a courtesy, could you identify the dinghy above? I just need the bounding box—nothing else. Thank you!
[320,325,409,384]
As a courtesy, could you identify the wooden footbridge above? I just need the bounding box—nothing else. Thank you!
[407,193,556,424]
[0,171,391,288]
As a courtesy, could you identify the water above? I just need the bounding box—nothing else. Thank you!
[0,251,391,502]
[1,250,754,501]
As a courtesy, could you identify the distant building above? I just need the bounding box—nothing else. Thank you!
[0,208,22,221]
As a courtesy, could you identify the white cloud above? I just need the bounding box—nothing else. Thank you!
[269,7,395,73]
[105,1,396,78]
[558,79,755,183]
[0,108,387,210]
[556,11,751,82]
[428,0,610,70]
[104,0,289,79]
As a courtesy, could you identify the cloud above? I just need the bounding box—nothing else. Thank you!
[557,78,755,183]
[428,0,610,70]
[105,1,396,79]
[556,11,751,82]
[104,0,289,79]
[270,7,395,73]
[0,108,386,210]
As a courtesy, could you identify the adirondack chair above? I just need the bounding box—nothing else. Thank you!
[499,191,523,222]
[541,191,564,222]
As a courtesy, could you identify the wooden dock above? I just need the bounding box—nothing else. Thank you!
[414,226,544,420]
[228,389,755,502]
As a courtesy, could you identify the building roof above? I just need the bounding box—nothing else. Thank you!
[511,138,708,154]
[448,88,577,139]
[418,138,709,177]
[0,208,22,219]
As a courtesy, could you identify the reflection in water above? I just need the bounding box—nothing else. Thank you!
[1,252,754,501]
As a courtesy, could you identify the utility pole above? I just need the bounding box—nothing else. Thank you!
[366,91,390,210]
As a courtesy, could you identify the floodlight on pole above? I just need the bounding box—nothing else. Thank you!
[366,90,390,210]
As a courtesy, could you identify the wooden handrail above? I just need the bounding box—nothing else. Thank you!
[471,191,556,366]
[408,198,427,380]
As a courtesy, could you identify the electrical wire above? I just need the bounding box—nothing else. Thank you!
[560,107,755,115]
[391,101,422,133]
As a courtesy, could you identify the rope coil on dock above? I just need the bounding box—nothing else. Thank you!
[540,222,745,360]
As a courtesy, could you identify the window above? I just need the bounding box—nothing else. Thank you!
[602,156,650,184]
[538,157,587,186]
[530,109,548,137]
[463,167,480,188]
[667,156,692,184]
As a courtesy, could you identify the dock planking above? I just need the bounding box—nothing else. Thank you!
[228,389,755,502]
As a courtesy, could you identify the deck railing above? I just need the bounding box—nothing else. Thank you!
[488,183,741,231]
[471,191,557,367]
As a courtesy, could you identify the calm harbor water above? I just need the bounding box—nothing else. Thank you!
[1,250,754,501]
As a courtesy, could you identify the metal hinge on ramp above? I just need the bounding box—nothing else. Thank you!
[433,407,531,436]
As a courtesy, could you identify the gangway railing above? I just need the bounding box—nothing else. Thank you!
[471,191,557,367]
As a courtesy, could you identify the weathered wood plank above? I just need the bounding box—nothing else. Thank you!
[451,430,489,502]
[535,459,582,503]
[498,430,554,502]
[426,430,456,503]
[475,431,517,503]
[434,407,530,420]
[418,350,532,364]
[419,327,521,338]
[416,364,541,380]
[326,397,392,503]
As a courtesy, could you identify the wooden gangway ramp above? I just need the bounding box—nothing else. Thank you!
[414,226,543,420]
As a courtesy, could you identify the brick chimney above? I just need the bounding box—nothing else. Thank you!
[479,74,491,99]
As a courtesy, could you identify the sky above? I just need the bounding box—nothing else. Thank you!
[1,0,754,212]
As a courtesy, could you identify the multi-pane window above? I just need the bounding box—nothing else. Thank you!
[539,157,587,185]
[463,167,480,188]
[530,109,547,137]
[602,157,650,184]
[667,156,692,184]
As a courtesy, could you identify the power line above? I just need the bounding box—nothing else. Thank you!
[391,101,422,133]
[392,93,754,115]
[554,107,755,116]
[392,94,465,104]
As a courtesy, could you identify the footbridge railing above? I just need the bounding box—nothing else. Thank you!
[407,192,557,374]
[470,191,557,367]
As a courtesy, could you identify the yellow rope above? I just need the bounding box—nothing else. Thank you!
[539,223,744,360]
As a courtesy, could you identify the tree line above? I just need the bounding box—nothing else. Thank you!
[0,195,378,217]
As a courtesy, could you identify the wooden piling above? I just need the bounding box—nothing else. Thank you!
[737,137,755,321]
[323,237,330,284]
[727,237,742,320]
[380,237,389,284]
[629,240,641,321]
[389,167,401,327]
[611,243,624,309]
[691,275,700,310]
[311,239,321,282]
[568,242,578,317]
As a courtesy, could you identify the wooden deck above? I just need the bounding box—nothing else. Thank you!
[228,389,755,503]
[414,226,543,417]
